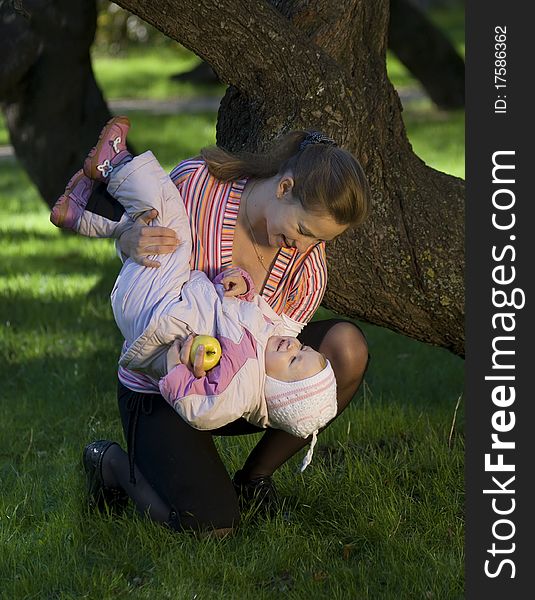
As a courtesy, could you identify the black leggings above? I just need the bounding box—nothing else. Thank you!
[117,318,368,531]
[118,383,241,532]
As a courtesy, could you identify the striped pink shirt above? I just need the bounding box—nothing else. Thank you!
[119,158,328,393]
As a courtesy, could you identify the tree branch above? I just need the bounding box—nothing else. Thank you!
[114,0,352,99]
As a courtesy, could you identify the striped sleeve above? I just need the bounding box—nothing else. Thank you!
[169,157,204,191]
[283,242,328,324]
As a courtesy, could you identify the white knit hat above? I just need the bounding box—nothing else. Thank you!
[264,360,337,471]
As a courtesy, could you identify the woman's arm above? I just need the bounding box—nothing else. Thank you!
[117,209,179,268]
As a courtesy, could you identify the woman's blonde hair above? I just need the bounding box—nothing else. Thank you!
[201,131,370,226]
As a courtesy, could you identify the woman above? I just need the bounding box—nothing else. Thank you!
[83,129,371,536]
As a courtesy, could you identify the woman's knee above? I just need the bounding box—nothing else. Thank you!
[166,504,240,535]
[321,321,369,393]
[323,321,368,368]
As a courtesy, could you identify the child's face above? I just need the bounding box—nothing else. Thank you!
[264,336,325,382]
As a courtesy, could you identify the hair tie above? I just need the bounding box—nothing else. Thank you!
[299,131,337,152]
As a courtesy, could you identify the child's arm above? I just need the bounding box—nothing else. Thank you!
[159,331,263,430]
[165,335,207,376]
[215,266,301,337]
[213,267,256,301]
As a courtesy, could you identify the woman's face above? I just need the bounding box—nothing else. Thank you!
[264,178,348,253]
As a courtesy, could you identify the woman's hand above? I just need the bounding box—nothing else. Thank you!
[118,209,179,268]
[220,267,248,297]
[166,335,207,378]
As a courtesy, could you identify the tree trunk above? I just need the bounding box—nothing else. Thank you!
[112,0,465,357]
[175,0,467,112]
[389,0,464,110]
[2,0,465,356]
[0,0,112,208]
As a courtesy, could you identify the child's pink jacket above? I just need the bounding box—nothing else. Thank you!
[119,269,298,430]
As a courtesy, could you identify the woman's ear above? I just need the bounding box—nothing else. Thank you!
[276,175,295,199]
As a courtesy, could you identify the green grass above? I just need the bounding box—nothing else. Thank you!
[1,12,464,597]
[0,122,7,146]
[91,45,226,100]
[0,157,463,599]
[125,112,216,170]
[405,109,465,178]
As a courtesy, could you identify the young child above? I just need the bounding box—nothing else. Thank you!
[51,117,337,471]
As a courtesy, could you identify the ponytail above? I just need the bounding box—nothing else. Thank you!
[201,131,307,181]
[201,131,371,226]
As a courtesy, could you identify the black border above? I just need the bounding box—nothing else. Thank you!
[466,2,534,596]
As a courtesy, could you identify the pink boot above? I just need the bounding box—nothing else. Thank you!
[83,116,132,182]
[50,169,95,231]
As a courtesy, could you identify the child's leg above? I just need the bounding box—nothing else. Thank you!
[50,170,132,238]
[107,150,192,278]
[77,210,133,239]
[51,116,133,237]
[107,151,189,233]
[108,152,192,347]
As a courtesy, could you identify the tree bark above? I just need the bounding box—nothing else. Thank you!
[0,0,112,208]
[176,0,467,112]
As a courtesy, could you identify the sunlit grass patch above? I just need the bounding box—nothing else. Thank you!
[405,109,465,178]
[0,272,101,300]
[125,112,217,170]
[92,45,225,100]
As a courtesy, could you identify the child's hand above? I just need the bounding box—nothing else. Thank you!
[167,335,207,378]
[220,267,248,297]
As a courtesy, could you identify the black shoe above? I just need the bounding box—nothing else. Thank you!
[232,469,278,514]
[82,440,129,512]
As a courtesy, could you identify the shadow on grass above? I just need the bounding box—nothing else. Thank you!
[1,252,120,279]
[0,291,119,335]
